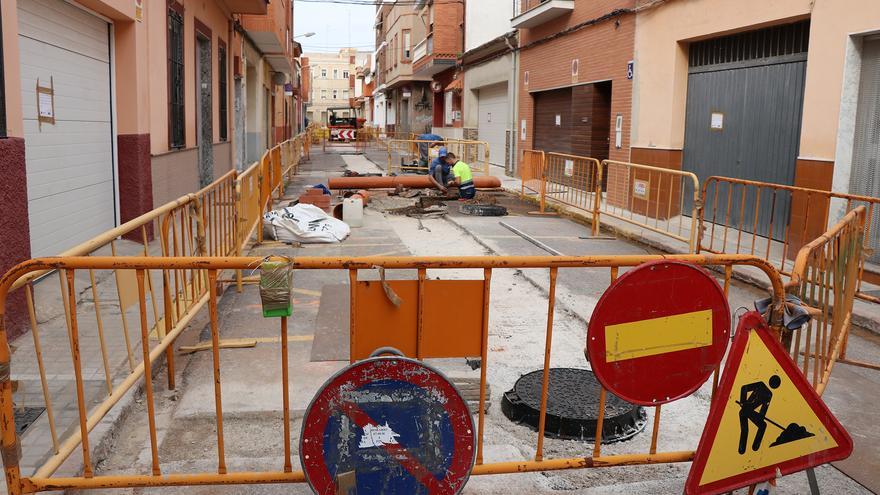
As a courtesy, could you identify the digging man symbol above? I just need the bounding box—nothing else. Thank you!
[736,374,815,455]
[738,375,781,454]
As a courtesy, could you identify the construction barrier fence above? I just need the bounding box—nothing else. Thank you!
[698,176,880,304]
[520,149,545,204]
[787,206,878,394]
[0,254,787,493]
[0,129,310,490]
[518,151,699,250]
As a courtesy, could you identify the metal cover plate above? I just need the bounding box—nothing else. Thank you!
[587,260,731,406]
[300,355,476,494]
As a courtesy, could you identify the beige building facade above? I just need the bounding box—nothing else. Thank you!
[305,49,365,125]
[0,0,299,337]
[374,4,432,134]
[631,0,880,248]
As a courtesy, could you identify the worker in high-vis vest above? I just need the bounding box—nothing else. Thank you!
[444,153,476,200]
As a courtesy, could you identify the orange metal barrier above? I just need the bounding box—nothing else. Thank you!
[0,254,787,493]
[599,160,700,252]
[0,128,310,493]
[786,207,876,395]
[520,149,545,205]
[544,153,602,236]
[698,176,880,304]
[519,153,700,248]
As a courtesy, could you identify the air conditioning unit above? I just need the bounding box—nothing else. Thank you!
[452,110,462,121]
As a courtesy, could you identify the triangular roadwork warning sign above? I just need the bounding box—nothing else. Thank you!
[685,312,852,495]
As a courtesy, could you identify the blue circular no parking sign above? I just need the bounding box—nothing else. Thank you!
[300,353,476,494]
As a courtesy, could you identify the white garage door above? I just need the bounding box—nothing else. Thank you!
[477,83,509,168]
[19,0,115,257]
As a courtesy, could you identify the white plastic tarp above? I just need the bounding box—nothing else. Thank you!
[262,204,351,243]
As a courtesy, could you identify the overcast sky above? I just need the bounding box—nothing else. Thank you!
[294,1,376,53]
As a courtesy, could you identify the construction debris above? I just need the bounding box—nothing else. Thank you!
[387,204,448,218]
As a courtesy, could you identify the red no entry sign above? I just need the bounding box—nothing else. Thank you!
[300,352,476,494]
[587,261,730,405]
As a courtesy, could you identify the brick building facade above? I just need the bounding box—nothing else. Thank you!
[515,0,635,164]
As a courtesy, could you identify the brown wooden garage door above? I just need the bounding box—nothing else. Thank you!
[533,87,573,155]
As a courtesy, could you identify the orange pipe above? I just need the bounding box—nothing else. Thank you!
[328,176,502,190]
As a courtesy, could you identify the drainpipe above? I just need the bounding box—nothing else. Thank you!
[506,34,519,176]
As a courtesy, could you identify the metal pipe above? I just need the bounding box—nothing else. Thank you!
[471,450,695,475]
[499,222,563,256]
[328,176,502,190]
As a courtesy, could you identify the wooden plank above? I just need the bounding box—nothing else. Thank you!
[179,339,258,355]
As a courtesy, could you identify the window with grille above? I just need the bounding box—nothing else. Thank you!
[689,20,810,69]
[218,43,228,141]
[167,5,185,148]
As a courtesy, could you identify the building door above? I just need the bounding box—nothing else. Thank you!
[477,83,509,168]
[683,21,809,240]
[196,34,213,187]
[400,97,410,134]
[18,0,115,257]
[533,87,573,155]
[850,37,880,264]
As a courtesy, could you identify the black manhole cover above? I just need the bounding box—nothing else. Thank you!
[15,407,45,435]
[501,368,647,443]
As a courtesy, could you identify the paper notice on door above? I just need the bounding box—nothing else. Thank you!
[633,179,649,199]
[710,112,724,130]
[39,93,53,119]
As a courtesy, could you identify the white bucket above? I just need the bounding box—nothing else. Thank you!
[343,197,364,227]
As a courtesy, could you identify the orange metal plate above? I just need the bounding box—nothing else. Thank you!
[353,279,484,360]
[422,280,484,358]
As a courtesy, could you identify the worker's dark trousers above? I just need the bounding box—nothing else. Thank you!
[739,411,767,454]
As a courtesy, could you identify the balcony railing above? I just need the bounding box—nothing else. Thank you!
[511,0,574,29]
[412,34,432,63]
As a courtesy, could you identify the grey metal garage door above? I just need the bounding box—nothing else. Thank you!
[682,21,809,241]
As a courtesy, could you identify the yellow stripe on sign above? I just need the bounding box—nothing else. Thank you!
[605,309,713,362]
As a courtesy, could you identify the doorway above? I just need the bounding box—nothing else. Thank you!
[400,97,410,134]
[682,21,809,240]
[196,33,213,187]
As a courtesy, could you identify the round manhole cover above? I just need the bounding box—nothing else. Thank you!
[501,368,647,443]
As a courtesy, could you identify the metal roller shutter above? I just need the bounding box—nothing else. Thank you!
[18,0,115,257]
[682,21,809,240]
[849,37,880,264]
[477,83,509,168]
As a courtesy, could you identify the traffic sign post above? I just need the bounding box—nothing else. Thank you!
[300,349,476,494]
[685,312,853,495]
[586,260,731,405]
